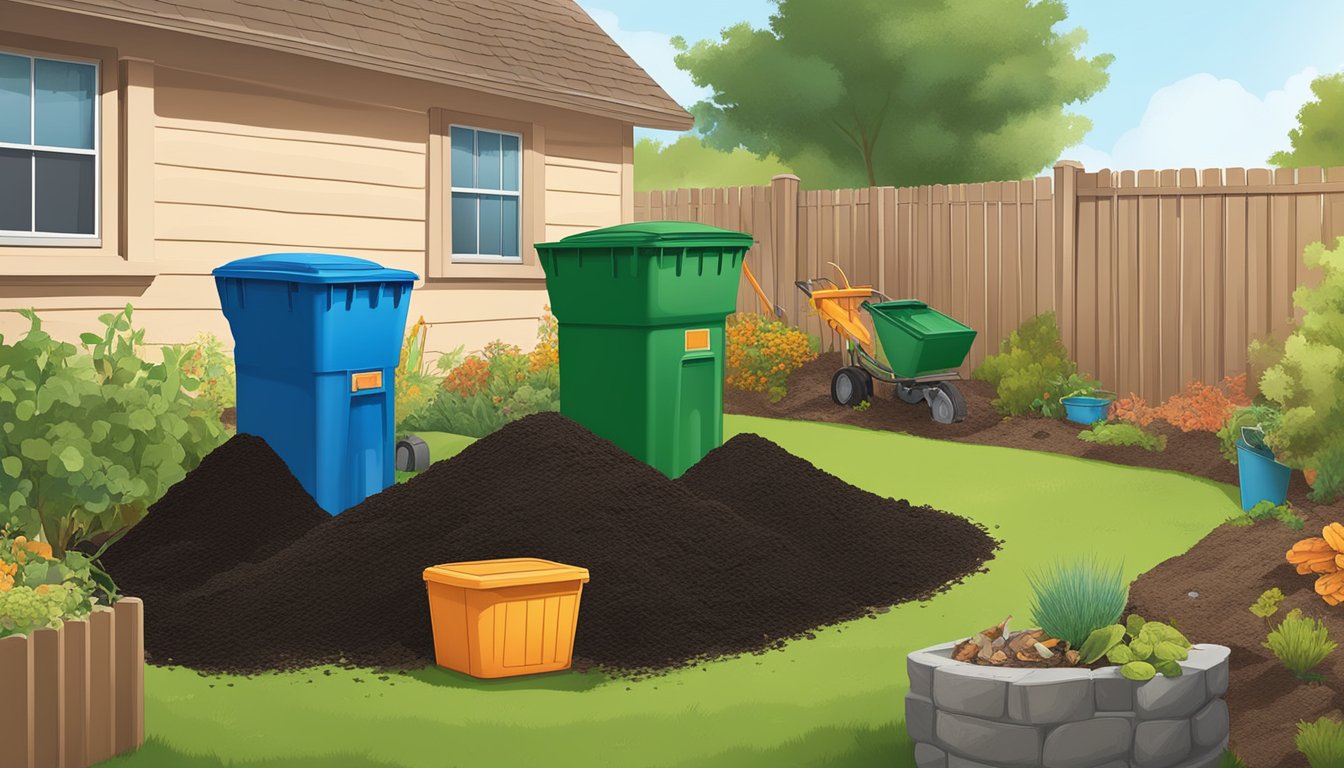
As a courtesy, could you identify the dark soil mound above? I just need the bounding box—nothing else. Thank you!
[140,413,996,674]
[1127,502,1344,768]
[678,433,999,610]
[100,434,328,605]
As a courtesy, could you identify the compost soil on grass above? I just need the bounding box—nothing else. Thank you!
[136,413,997,675]
[99,434,329,605]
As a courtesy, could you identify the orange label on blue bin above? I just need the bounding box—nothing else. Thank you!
[684,329,710,352]
[351,371,383,392]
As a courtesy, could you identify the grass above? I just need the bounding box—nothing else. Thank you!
[102,415,1237,768]
[1297,717,1344,767]
[1027,556,1128,648]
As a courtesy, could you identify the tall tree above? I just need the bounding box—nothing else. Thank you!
[1269,73,1344,168]
[673,0,1112,188]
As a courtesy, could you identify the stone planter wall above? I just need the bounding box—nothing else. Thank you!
[905,641,1230,768]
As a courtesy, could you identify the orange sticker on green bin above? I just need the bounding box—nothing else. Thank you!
[423,558,589,678]
[685,329,710,351]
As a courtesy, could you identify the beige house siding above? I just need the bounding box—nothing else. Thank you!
[0,1,636,362]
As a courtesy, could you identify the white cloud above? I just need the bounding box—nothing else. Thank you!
[1058,67,1333,171]
[582,8,710,110]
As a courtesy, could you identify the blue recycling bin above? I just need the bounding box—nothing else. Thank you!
[213,253,418,515]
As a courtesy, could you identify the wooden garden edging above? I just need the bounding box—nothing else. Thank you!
[0,598,145,768]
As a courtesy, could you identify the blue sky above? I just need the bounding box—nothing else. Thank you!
[576,0,1344,172]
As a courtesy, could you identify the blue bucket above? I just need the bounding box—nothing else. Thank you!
[1236,439,1291,512]
[1061,396,1112,425]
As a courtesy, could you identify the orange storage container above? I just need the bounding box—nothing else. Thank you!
[422,558,590,678]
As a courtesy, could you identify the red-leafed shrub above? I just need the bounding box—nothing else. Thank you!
[1112,375,1250,433]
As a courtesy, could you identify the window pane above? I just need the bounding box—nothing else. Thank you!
[0,53,30,145]
[0,148,32,232]
[34,59,96,150]
[451,192,477,254]
[501,195,520,258]
[478,194,504,255]
[35,152,94,234]
[501,134,520,192]
[477,131,501,191]
[450,126,475,188]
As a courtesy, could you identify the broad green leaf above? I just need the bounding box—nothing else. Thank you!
[20,438,51,461]
[1120,661,1156,681]
[57,445,84,473]
[80,332,101,345]
[1106,644,1136,664]
[1079,625,1126,664]
[1,456,20,478]
[89,420,111,443]
[1129,639,1154,660]
[1153,659,1184,678]
[112,433,135,453]
[1125,614,1146,639]
[14,400,35,421]
[1153,641,1189,663]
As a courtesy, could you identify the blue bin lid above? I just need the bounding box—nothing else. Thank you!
[212,253,419,284]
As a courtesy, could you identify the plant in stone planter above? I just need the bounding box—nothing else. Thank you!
[1078,614,1193,681]
[1027,555,1128,648]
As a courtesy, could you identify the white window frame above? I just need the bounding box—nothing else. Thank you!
[449,124,523,264]
[0,49,101,247]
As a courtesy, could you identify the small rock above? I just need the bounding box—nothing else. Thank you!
[1188,591,1199,599]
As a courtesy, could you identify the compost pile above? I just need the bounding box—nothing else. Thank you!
[107,413,998,674]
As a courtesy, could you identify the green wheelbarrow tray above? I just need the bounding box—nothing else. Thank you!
[860,300,978,379]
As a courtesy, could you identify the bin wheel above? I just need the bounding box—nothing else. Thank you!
[831,367,871,407]
[894,382,925,405]
[928,382,967,424]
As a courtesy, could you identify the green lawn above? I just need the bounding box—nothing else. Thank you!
[102,415,1237,768]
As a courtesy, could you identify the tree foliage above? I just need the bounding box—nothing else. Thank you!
[634,136,794,191]
[1269,73,1344,168]
[672,0,1112,188]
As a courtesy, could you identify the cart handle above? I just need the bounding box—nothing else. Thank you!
[794,280,813,298]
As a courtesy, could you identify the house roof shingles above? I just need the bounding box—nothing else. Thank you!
[12,0,695,129]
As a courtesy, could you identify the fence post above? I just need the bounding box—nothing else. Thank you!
[1053,160,1083,355]
[770,174,801,324]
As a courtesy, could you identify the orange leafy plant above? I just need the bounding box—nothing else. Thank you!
[1112,375,1249,433]
[1287,523,1344,605]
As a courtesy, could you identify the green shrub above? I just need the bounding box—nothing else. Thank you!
[1243,500,1305,530]
[1257,236,1344,502]
[1079,422,1167,452]
[1080,614,1192,680]
[0,307,228,555]
[393,317,440,432]
[172,332,236,418]
[1027,556,1128,648]
[1217,404,1283,464]
[1298,717,1344,767]
[1266,608,1337,681]
[1220,750,1249,768]
[1031,372,1108,419]
[406,334,559,438]
[972,312,1077,416]
[0,526,115,637]
[1250,587,1286,620]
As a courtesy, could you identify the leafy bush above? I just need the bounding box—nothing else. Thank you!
[405,318,560,438]
[1080,614,1192,681]
[1114,375,1250,434]
[1250,588,1286,621]
[972,312,1076,416]
[1243,500,1305,530]
[1027,556,1128,648]
[725,313,818,402]
[1218,404,1284,464]
[1031,372,1106,419]
[1079,422,1167,452]
[173,332,235,417]
[0,526,114,637]
[1254,237,1344,502]
[1298,717,1344,767]
[0,307,228,554]
[1266,608,1337,681]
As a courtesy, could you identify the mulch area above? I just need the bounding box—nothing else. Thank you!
[728,352,1344,767]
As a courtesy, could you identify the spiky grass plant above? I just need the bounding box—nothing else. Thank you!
[1266,609,1337,681]
[1027,557,1128,648]
[1297,717,1344,767]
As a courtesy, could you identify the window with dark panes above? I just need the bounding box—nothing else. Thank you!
[450,125,521,261]
[0,51,98,239]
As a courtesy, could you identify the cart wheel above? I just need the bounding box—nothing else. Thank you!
[831,367,871,407]
[894,382,924,404]
[928,382,967,424]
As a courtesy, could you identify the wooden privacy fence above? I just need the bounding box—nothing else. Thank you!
[0,599,145,768]
[634,163,1344,402]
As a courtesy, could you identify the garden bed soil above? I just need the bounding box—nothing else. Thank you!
[98,434,329,606]
[113,413,998,675]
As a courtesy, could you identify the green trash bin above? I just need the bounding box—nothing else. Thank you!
[535,222,753,478]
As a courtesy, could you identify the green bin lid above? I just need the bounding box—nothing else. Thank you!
[538,221,754,249]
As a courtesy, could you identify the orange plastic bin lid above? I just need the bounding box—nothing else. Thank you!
[423,558,590,590]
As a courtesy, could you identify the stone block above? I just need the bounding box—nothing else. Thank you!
[933,663,1033,719]
[1190,699,1229,750]
[1182,645,1229,698]
[1042,716,1134,768]
[935,711,1042,766]
[1135,670,1207,719]
[1093,667,1134,712]
[908,642,960,699]
[906,693,935,743]
[1007,668,1094,724]
[1133,719,1193,768]
[914,742,947,768]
